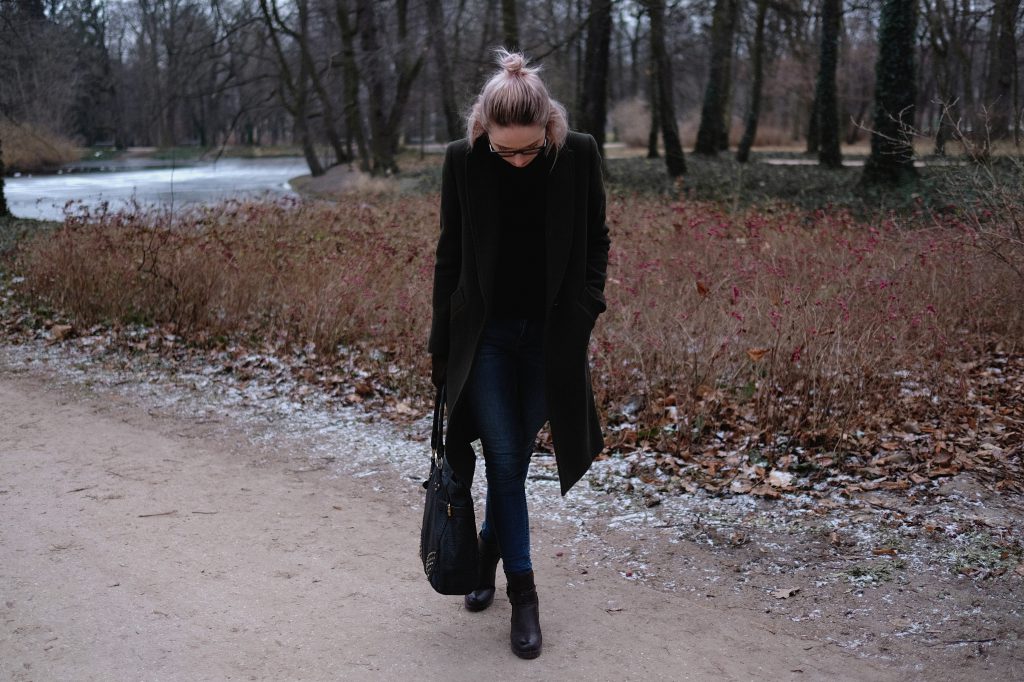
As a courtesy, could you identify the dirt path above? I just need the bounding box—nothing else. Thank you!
[0,368,902,681]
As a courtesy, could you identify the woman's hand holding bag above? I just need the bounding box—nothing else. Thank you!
[419,383,480,595]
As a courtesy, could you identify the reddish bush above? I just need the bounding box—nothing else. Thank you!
[12,193,1024,463]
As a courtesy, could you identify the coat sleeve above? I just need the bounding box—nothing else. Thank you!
[585,135,611,303]
[428,143,462,357]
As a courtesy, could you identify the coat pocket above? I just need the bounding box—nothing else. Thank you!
[575,286,607,323]
[450,287,467,315]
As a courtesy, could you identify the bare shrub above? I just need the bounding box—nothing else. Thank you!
[0,120,78,172]
[926,107,1024,288]
[593,198,1023,458]
[14,196,438,393]
[11,193,1023,461]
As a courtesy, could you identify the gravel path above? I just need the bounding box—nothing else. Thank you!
[0,362,899,681]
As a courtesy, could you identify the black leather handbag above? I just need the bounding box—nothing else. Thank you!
[419,384,480,595]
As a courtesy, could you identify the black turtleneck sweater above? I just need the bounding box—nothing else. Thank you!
[488,146,550,319]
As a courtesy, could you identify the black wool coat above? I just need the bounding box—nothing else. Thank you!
[428,131,610,495]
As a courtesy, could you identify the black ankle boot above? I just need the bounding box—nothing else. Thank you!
[464,533,501,612]
[506,570,542,659]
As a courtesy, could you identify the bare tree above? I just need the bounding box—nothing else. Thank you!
[815,0,842,167]
[355,0,426,175]
[578,0,613,156]
[267,0,348,165]
[644,0,686,176]
[259,0,325,175]
[862,0,918,186]
[985,0,1020,141]
[694,0,739,155]
[425,0,461,141]
[737,0,770,163]
[646,64,660,158]
[501,0,519,49]
[0,1,79,134]
[0,130,8,217]
[332,0,370,170]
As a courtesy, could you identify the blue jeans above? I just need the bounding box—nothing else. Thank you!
[465,318,547,576]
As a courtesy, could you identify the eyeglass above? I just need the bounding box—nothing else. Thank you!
[488,136,547,158]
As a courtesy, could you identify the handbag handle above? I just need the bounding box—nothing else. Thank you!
[430,383,446,467]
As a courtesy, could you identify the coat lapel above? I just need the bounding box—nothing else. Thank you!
[544,146,575,310]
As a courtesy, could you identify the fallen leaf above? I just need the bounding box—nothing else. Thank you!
[50,324,74,341]
[772,587,801,599]
[750,484,781,499]
[872,547,898,556]
[392,401,416,416]
[746,347,770,363]
[767,470,794,488]
[696,281,709,297]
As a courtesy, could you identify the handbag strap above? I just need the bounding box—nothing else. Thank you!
[430,383,446,466]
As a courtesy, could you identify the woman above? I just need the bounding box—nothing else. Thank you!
[428,49,609,660]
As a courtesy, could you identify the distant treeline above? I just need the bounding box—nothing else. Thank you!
[0,0,1020,177]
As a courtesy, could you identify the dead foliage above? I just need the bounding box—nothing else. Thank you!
[4,192,1023,497]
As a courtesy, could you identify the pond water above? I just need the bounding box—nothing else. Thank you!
[5,157,307,221]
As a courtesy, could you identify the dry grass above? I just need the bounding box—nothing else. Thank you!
[1,120,79,172]
[10,190,1024,461]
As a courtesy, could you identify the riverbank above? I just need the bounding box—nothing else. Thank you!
[3,156,305,221]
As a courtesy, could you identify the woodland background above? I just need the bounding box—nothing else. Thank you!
[0,0,1020,186]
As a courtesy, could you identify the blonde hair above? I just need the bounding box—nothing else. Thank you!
[466,48,569,150]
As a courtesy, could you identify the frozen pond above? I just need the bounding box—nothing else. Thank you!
[6,157,307,221]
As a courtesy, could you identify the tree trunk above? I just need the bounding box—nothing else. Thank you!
[578,0,613,156]
[816,0,842,168]
[694,0,738,155]
[922,0,956,156]
[646,0,686,175]
[501,0,519,49]
[737,0,769,163]
[356,0,425,175]
[258,0,325,177]
[426,0,462,141]
[630,6,644,97]
[647,62,660,158]
[862,0,918,186]
[356,0,394,173]
[0,131,8,218]
[335,0,371,171]
[295,1,348,165]
[985,0,1020,140]
[265,0,348,166]
[806,93,820,154]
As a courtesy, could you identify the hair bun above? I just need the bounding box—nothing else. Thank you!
[497,48,529,76]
